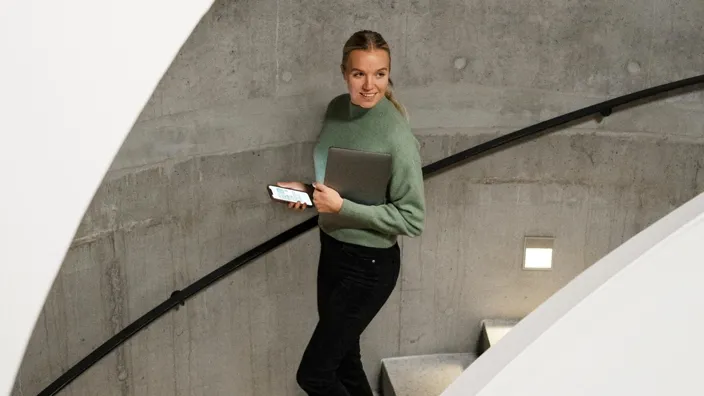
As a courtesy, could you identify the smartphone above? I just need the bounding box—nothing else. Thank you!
[267,184,314,207]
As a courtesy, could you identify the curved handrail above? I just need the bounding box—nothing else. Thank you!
[37,74,704,395]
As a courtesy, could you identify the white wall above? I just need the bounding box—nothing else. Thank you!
[0,1,214,394]
[443,191,704,395]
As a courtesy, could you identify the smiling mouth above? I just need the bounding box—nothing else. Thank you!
[360,92,377,98]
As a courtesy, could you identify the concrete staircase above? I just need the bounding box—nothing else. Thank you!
[379,318,520,396]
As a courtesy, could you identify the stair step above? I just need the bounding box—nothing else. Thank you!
[380,353,476,396]
[477,318,521,356]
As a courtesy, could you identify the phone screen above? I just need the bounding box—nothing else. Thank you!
[269,186,313,206]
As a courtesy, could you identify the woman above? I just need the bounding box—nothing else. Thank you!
[278,30,425,396]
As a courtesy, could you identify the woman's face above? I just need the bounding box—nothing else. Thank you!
[342,49,390,108]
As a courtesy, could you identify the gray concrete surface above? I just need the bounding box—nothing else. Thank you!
[381,353,476,396]
[12,0,704,395]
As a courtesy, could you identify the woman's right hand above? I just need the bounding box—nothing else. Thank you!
[276,181,308,211]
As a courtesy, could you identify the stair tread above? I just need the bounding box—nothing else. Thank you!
[381,353,476,396]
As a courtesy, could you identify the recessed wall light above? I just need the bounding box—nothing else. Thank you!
[523,236,554,270]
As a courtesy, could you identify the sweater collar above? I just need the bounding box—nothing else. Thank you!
[348,95,388,119]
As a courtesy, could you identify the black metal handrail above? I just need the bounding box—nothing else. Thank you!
[38,74,704,395]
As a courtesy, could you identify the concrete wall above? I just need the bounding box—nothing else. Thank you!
[13,0,704,395]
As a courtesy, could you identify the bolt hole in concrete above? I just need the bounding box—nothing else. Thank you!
[453,57,467,70]
[627,60,642,75]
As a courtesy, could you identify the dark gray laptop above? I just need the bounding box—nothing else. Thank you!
[320,147,392,230]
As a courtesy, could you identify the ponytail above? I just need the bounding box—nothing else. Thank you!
[385,78,408,120]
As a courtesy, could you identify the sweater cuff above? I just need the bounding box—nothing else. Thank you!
[339,199,368,223]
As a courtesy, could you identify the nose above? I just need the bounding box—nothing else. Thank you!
[363,75,373,90]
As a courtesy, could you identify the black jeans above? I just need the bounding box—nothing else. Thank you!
[296,230,401,396]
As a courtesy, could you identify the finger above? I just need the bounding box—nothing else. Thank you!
[314,182,326,192]
[288,202,294,209]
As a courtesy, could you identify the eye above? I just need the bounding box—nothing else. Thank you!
[377,72,387,77]
[353,72,364,78]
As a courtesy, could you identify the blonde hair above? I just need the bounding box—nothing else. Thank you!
[341,30,407,119]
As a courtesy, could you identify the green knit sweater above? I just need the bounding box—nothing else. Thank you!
[313,94,426,248]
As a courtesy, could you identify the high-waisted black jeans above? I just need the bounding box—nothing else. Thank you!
[296,230,401,396]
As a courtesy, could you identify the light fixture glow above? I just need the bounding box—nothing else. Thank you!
[523,237,554,270]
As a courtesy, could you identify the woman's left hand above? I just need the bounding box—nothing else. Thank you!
[313,183,343,213]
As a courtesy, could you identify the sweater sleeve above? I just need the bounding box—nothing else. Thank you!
[337,134,426,237]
